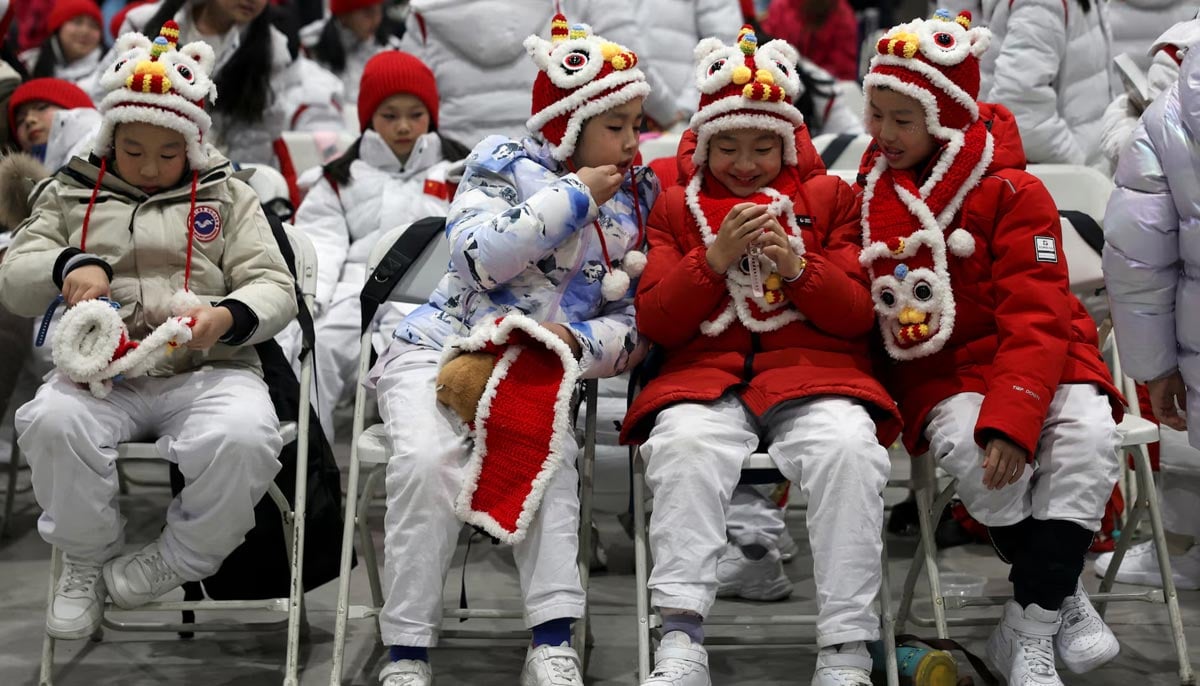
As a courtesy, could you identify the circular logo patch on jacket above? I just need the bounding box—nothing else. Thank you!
[190,206,222,242]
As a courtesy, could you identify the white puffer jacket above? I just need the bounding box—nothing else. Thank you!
[18,44,104,87]
[634,0,743,118]
[1103,44,1200,448]
[1109,0,1197,74]
[294,130,454,309]
[299,18,402,106]
[977,0,1113,169]
[399,0,678,149]
[110,2,347,166]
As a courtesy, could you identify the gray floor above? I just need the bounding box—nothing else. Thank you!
[1,438,1197,686]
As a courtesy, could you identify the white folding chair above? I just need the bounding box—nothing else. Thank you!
[630,447,900,686]
[810,132,872,170]
[328,223,599,685]
[37,223,318,686]
[639,132,683,164]
[272,130,358,208]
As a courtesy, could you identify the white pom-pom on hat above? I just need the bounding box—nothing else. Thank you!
[622,249,647,279]
[601,268,631,301]
[947,228,975,257]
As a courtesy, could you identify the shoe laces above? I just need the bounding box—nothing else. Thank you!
[61,563,100,594]
[1059,592,1090,630]
[649,657,700,679]
[138,548,177,586]
[1017,633,1056,675]
[821,666,872,685]
[545,655,580,685]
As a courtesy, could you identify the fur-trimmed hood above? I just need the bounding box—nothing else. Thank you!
[0,153,49,231]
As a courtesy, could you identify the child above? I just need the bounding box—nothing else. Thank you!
[0,23,297,641]
[283,50,464,440]
[20,0,105,85]
[859,12,1122,684]
[620,26,901,686]
[370,15,657,686]
[299,0,398,108]
[7,77,98,167]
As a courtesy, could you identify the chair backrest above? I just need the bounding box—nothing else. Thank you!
[282,222,319,301]
[1027,164,1113,295]
[810,132,871,170]
[365,219,451,305]
[241,163,290,205]
[639,132,682,164]
[833,79,864,120]
[273,130,358,208]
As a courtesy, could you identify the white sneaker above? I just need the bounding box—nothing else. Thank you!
[521,643,583,686]
[779,528,799,564]
[715,544,793,601]
[812,641,873,686]
[987,600,1064,686]
[102,541,186,610]
[380,659,432,686]
[46,557,105,640]
[642,631,710,685]
[1093,541,1200,591]
[1056,583,1119,673]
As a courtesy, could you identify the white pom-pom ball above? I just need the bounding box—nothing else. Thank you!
[601,268,631,301]
[622,250,647,278]
[170,289,203,315]
[947,228,975,258]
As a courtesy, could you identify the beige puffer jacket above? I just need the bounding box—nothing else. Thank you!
[0,146,297,377]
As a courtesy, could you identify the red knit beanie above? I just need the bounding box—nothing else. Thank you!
[330,0,383,15]
[47,0,103,35]
[357,50,439,133]
[8,78,95,134]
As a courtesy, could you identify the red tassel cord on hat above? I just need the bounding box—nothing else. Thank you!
[564,161,646,301]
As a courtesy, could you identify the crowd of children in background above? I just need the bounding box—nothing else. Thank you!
[1,0,1199,685]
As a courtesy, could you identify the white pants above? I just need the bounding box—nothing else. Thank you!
[278,288,410,440]
[375,344,585,647]
[726,484,788,549]
[924,385,1120,531]
[16,369,283,580]
[641,394,890,647]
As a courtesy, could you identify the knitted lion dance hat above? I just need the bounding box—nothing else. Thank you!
[689,25,805,166]
[524,13,650,161]
[860,10,992,360]
[93,20,218,168]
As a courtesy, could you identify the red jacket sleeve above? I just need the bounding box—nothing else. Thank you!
[973,174,1071,455]
[635,190,729,349]
[784,180,875,338]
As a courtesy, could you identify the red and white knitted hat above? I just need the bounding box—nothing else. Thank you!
[93,21,218,168]
[445,314,581,544]
[859,10,994,360]
[524,13,650,161]
[689,25,805,166]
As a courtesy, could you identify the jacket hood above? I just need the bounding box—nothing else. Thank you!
[980,102,1027,173]
[409,0,547,67]
[1179,42,1200,139]
[673,125,828,186]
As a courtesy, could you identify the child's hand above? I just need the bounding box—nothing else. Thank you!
[1147,370,1188,432]
[756,219,804,280]
[981,435,1028,490]
[706,203,771,273]
[184,304,234,351]
[576,165,623,206]
[62,265,111,306]
[542,322,582,360]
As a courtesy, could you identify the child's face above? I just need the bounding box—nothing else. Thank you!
[113,122,188,194]
[209,0,269,25]
[58,16,102,62]
[371,94,431,161]
[339,4,383,42]
[867,87,938,171]
[707,129,783,197]
[14,101,62,151]
[570,96,644,175]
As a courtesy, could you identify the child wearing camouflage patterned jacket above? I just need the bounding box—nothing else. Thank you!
[368,14,658,686]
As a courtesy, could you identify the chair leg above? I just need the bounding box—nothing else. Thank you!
[912,458,949,640]
[1130,444,1196,685]
[1097,495,1144,617]
[3,430,21,538]
[359,468,385,609]
[575,380,596,672]
[329,451,369,686]
[879,533,899,686]
[633,448,652,683]
[39,547,62,686]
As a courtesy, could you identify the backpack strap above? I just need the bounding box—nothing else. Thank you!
[1059,209,1103,255]
[820,133,858,169]
[359,215,447,334]
[264,212,316,361]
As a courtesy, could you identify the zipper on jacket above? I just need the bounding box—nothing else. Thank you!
[743,332,761,381]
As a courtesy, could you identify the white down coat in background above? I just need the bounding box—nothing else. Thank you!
[634,0,743,118]
[1103,45,1200,449]
[399,0,679,149]
[977,0,1113,169]
[1108,0,1197,76]
[294,129,454,310]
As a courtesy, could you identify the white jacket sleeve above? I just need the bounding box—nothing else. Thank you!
[988,1,1085,164]
[1103,117,1180,382]
[293,176,351,308]
[587,0,681,126]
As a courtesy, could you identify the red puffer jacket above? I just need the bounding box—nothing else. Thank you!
[620,132,901,445]
[860,103,1123,456]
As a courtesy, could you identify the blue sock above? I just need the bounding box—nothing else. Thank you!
[530,617,573,647]
[389,645,429,663]
[662,613,704,645]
